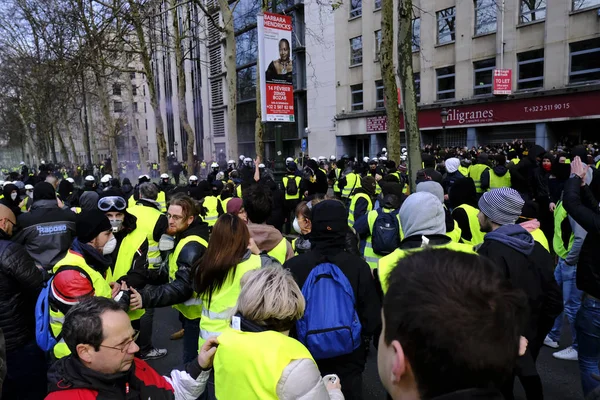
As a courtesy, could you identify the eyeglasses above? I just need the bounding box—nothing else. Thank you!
[99,330,139,353]
[98,196,127,212]
[167,213,184,221]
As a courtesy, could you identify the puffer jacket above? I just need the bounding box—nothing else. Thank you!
[12,199,76,270]
[0,231,44,351]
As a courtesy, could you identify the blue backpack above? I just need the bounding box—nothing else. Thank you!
[371,209,401,255]
[35,277,60,352]
[296,262,362,360]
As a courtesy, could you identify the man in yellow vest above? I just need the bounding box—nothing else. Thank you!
[448,177,486,246]
[340,161,362,208]
[468,153,490,198]
[481,154,511,192]
[282,161,302,234]
[348,176,376,227]
[136,194,210,363]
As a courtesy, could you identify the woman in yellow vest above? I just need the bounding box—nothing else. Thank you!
[291,199,324,255]
[449,178,486,246]
[213,267,344,399]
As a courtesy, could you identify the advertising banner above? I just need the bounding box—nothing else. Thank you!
[493,69,512,95]
[258,12,295,122]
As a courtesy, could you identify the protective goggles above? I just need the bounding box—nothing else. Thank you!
[98,196,127,212]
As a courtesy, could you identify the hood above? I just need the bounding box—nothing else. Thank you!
[379,181,406,209]
[448,178,478,209]
[2,184,19,207]
[247,222,285,253]
[400,192,446,238]
[445,157,460,173]
[58,180,74,200]
[492,164,508,176]
[79,191,100,211]
[416,181,444,204]
[30,199,58,210]
[528,145,546,162]
[71,239,112,275]
[178,216,210,242]
[484,224,534,256]
[519,218,540,233]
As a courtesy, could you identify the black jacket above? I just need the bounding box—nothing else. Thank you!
[107,212,149,289]
[141,217,209,308]
[0,231,44,351]
[12,199,76,270]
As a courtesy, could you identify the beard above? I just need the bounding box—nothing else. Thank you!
[166,226,179,236]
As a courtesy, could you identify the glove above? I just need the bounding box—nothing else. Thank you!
[159,234,175,251]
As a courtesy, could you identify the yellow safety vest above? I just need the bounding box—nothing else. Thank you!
[596,160,600,170]
[157,191,167,213]
[267,238,288,264]
[348,193,373,227]
[446,218,462,243]
[389,172,401,183]
[152,163,158,170]
[219,197,232,212]
[553,201,574,260]
[333,169,341,193]
[378,241,476,293]
[202,196,220,227]
[529,227,549,252]
[127,204,163,267]
[51,251,113,358]
[198,255,262,347]
[319,168,327,176]
[453,204,486,246]
[469,164,490,194]
[489,170,511,190]
[363,208,404,269]
[169,235,208,320]
[282,175,302,200]
[214,328,315,400]
[458,165,470,177]
[236,185,242,198]
[342,172,361,199]
[127,195,137,209]
[511,157,520,165]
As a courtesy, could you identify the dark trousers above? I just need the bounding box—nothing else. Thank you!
[2,340,47,400]
[132,308,155,354]
[316,347,366,400]
[283,199,299,235]
[180,314,200,363]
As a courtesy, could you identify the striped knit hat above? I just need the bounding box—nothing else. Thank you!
[478,188,524,226]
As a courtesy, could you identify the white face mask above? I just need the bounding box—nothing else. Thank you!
[102,236,117,255]
[26,191,33,198]
[10,192,17,201]
[293,217,301,234]
[109,219,124,233]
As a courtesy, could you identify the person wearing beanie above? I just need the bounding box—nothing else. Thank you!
[416,154,443,185]
[12,182,76,271]
[476,188,562,400]
[121,177,134,200]
[416,181,462,243]
[226,197,247,223]
[347,175,376,228]
[283,200,380,400]
[441,157,465,197]
[48,209,132,360]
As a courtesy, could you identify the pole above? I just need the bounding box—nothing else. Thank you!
[81,70,92,166]
[274,124,284,184]
[500,0,505,69]
[442,125,447,149]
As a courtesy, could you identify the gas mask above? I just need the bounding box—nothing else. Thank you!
[108,218,124,233]
[102,236,117,255]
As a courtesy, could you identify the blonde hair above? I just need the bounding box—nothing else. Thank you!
[233,267,305,332]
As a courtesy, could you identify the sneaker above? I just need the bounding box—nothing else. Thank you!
[140,348,168,361]
[170,328,185,340]
[543,335,559,349]
[553,346,578,361]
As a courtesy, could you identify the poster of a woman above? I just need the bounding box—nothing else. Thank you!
[265,38,293,85]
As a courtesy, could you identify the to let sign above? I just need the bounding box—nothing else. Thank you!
[493,69,512,95]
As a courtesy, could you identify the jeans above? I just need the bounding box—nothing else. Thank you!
[182,315,200,364]
[2,340,47,400]
[138,307,155,354]
[576,296,600,397]
[548,258,582,349]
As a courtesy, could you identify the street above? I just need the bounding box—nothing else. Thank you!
[147,307,583,399]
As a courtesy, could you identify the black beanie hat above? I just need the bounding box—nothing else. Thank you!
[33,182,57,202]
[77,210,111,243]
[311,200,347,235]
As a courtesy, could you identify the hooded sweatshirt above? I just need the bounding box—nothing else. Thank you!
[484,224,534,256]
[400,192,446,238]
[0,183,21,216]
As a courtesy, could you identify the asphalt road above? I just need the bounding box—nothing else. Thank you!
[146,308,583,399]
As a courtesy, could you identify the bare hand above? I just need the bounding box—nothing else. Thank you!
[549,202,556,213]
[375,174,382,182]
[571,156,587,183]
[323,374,341,391]
[198,337,219,369]
[254,155,262,165]
[248,238,260,255]
[110,282,121,298]
[519,336,528,357]
[129,287,142,310]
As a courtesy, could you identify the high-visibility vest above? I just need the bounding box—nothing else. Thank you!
[378,241,476,293]
[489,170,511,190]
[333,169,341,193]
[157,191,167,213]
[214,328,314,399]
[203,196,220,226]
[128,195,136,209]
[453,204,486,246]
[198,255,262,347]
[267,238,288,264]
[348,193,373,227]
[342,172,361,199]
[553,201,574,260]
[319,168,327,176]
[127,204,163,267]
[235,185,242,198]
[106,229,147,320]
[152,163,158,170]
[530,227,549,252]
[282,175,302,200]
[458,165,470,177]
[363,208,404,269]
[219,196,232,212]
[469,164,490,194]
[169,235,208,320]
[389,172,401,182]
[51,250,113,358]
[511,157,520,165]
[596,160,600,170]
[446,217,462,243]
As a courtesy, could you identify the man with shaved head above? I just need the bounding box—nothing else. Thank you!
[0,204,46,399]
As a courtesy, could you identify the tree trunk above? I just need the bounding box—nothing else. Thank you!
[397,0,421,186]
[380,0,400,164]
[56,127,70,164]
[88,108,99,164]
[65,124,78,162]
[219,0,238,159]
[94,72,120,177]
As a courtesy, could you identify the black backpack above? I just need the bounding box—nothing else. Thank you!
[372,209,401,255]
[286,176,299,196]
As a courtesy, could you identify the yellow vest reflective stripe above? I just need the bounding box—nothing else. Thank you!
[267,239,288,264]
[282,176,301,200]
[458,165,470,177]
[333,169,341,193]
[454,204,486,246]
[553,201,574,260]
[348,193,373,227]
[342,173,361,199]
[530,227,549,252]
[363,209,404,269]
[198,254,262,347]
[203,196,220,226]
[157,191,167,213]
[489,170,511,190]
[127,204,163,267]
[319,168,327,176]
[51,251,113,358]
[469,164,489,193]
[378,242,476,293]
[169,235,208,320]
[214,329,314,399]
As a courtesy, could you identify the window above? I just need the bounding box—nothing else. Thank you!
[517,49,544,89]
[412,18,420,52]
[350,36,363,65]
[375,30,382,61]
[437,7,456,45]
[350,0,361,18]
[570,38,600,84]
[112,83,121,96]
[351,84,363,111]
[130,72,135,79]
[436,66,455,100]
[520,0,546,23]
[237,65,257,101]
[375,80,384,108]
[573,0,600,10]
[235,28,258,67]
[132,85,137,96]
[374,0,381,10]
[136,119,140,128]
[114,101,123,113]
[473,58,496,95]
[145,119,148,130]
[133,102,138,112]
[144,102,147,113]
[474,0,497,35]
[414,72,421,102]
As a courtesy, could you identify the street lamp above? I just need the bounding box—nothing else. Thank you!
[440,108,449,149]
[174,141,178,160]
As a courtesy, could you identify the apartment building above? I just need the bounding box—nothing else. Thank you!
[323,0,600,159]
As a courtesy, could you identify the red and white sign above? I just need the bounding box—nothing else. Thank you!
[365,90,600,132]
[258,12,295,122]
[493,69,512,95]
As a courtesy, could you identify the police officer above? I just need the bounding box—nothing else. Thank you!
[207,162,220,183]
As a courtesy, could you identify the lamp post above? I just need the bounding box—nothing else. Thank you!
[440,108,449,149]
[174,141,178,160]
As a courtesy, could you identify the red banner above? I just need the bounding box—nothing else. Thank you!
[365,91,600,132]
[493,69,512,95]
[265,83,295,121]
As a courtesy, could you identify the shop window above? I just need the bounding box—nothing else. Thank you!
[351,84,363,111]
[437,7,456,45]
[350,36,363,66]
[375,80,384,109]
[474,0,497,35]
[569,38,600,84]
[473,58,496,95]
[517,49,544,90]
[436,66,455,100]
[520,0,546,23]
